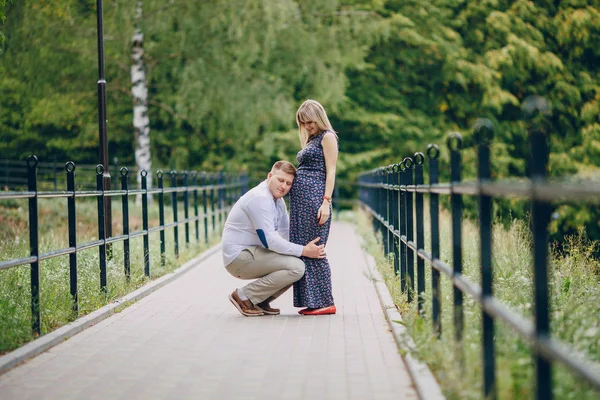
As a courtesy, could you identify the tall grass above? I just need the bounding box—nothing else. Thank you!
[354,207,600,399]
[0,197,223,354]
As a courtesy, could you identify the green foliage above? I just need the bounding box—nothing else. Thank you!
[338,0,600,240]
[139,0,382,179]
[1,0,600,238]
[0,0,135,163]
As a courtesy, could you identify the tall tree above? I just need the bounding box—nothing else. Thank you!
[131,0,152,201]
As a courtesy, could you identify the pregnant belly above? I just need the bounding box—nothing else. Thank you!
[291,174,325,194]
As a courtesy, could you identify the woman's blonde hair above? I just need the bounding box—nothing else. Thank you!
[295,99,335,148]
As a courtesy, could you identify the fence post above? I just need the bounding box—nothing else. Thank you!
[385,166,391,255]
[448,132,464,343]
[404,157,415,302]
[218,171,225,228]
[66,161,78,315]
[202,172,209,244]
[379,168,385,250]
[399,161,407,293]
[229,173,235,216]
[427,144,441,337]
[96,165,107,293]
[121,167,130,280]
[211,173,216,234]
[414,152,425,314]
[141,170,150,276]
[476,118,496,400]
[380,168,386,252]
[192,172,199,243]
[392,164,400,276]
[27,156,41,335]
[157,170,166,266]
[225,172,230,222]
[524,95,553,400]
[224,172,231,220]
[183,171,190,247]
[389,165,396,256]
[372,169,379,236]
[171,171,179,258]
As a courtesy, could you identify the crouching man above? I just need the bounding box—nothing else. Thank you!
[222,160,325,316]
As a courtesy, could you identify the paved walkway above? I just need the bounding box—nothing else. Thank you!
[0,222,418,400]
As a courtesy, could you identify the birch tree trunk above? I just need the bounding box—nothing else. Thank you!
[131,0,152,204]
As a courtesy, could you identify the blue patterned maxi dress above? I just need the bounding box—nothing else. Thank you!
[290,130,337,308]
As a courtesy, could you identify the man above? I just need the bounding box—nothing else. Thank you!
[222,160,325,316]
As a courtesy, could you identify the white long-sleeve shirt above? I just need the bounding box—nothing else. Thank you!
[221,181,304,267]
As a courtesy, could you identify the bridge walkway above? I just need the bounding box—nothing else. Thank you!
[0,222,419,400]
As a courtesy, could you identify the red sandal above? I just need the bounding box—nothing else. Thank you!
[301,305,336,315]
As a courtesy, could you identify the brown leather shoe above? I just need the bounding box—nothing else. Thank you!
[256,300,280,315]
[229,290,263,317]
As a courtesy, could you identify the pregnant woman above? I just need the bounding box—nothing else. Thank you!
[290,99,339,316]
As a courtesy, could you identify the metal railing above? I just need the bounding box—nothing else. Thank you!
[0,156,248,336]
[0,158,168,191]
[358,102,600,399]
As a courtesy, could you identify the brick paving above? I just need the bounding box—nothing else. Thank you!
[0,222,418,400]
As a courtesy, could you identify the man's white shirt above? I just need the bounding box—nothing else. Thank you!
[221,181,303,267]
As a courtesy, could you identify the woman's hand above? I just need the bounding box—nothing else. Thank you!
[317,200,331,225]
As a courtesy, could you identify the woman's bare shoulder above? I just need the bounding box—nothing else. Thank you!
[322,130,338,142]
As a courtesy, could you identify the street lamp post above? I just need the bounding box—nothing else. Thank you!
[96,0,112,248]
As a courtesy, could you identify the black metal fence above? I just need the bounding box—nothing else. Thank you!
[358,103,600,399]
[0,156,248,336]
[0,158,166,191]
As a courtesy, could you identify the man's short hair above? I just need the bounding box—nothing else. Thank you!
[271,160,297,176]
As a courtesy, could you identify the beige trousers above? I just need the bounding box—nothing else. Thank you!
[225,246,305,305]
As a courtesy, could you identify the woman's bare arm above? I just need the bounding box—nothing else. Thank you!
[317,132,339,225]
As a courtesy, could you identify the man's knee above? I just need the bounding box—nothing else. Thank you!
[289,257,305,278]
